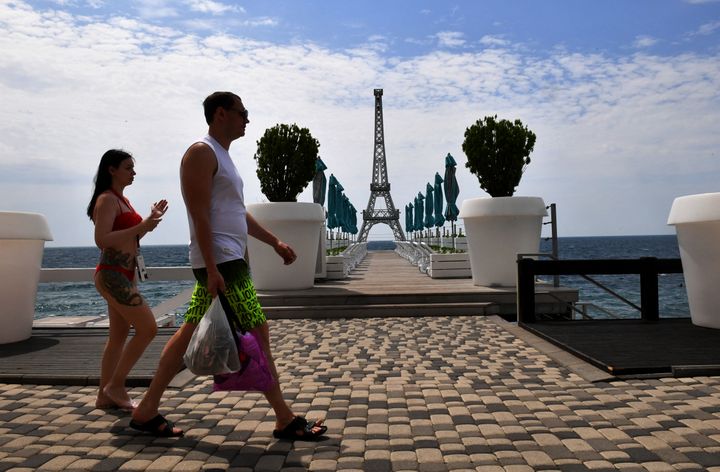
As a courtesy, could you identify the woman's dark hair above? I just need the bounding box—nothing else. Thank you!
[203,91,241,125]
[87,149,133,220]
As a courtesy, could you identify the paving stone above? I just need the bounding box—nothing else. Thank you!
[2,317,720,471]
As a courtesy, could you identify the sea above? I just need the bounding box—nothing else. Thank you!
[36,235,688,321]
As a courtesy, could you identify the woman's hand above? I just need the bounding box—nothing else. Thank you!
[150,199,169,219]
[142,199,168,233]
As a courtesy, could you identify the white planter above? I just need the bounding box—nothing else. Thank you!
[454,236,468,252]
[0,212,53,344]
[315,221,327,279]
[459,196,546,287]
[668,192,720,329]
[247,202,324,290]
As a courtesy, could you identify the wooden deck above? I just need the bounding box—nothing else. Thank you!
[0,328,188,387]
[522,318,720,376]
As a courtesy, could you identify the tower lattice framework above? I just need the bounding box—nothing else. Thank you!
[357,89,406,242]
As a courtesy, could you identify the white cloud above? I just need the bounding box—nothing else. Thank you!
[684,0,720,3]
[185,0,243,15]
[1,1,719,245]
[243,16,277,27]
[633,35,658,48]
[436,31,465,48]
[479,35,509,47]
[133,0,178,19]
[694,20,720,35]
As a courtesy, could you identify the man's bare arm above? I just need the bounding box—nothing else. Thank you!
[180,143,225,294]
[247,212,297,265]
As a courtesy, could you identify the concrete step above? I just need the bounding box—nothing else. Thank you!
[257,291,518,307]
[265,302,497,319]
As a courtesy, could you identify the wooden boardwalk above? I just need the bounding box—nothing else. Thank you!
[259,250,578,318]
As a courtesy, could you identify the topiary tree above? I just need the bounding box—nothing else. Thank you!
[461,115,536,197]
[254,123,320,202]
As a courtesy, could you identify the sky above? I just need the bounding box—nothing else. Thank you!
[1,0,719,247]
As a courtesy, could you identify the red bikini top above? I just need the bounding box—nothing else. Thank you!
[109,189,143,231]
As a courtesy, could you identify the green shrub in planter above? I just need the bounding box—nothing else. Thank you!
[254,123,320,202]
[462,115,536,197]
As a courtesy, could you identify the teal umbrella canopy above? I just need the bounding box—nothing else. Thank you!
[327,174,338,229]
[412,196,420,232]
[341,195,351,232]
[443,153,460,222]
[415,192,425,232]
[335,181,345,231]
[312,158,328,206]
[425,183,435,229]
[405,204,410,233]
[434,172,445,227]
[349,203,358,234]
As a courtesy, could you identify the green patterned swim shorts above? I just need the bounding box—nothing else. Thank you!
[184,259,266,330]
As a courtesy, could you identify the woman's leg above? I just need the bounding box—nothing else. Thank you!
[96,304,130,408]
[95,271,158,408]
[103,302,157,407]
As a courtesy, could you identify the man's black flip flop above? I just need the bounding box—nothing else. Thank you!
[129,414,184,437]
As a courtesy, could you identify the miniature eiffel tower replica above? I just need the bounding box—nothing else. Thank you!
[357,89,406,242]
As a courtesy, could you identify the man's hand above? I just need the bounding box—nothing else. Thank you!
[206,268,226,297]
[274,241,297,265]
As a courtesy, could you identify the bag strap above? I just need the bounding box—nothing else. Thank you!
[216,293,248,338]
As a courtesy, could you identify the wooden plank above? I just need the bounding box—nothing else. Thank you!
[521,318,720,375]
[0,328,181,386]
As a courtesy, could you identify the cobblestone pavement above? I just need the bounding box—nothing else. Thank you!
[1,316,720,471]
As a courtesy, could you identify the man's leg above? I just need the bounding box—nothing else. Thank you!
[253,322,325,435]
[131,321,196,433]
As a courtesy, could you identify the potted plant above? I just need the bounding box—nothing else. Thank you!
[246,123,325,290]
[459,115,547,286]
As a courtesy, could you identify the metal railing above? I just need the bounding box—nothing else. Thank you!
[516,257,683,324]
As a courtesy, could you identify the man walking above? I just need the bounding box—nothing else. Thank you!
[129,91,326,440]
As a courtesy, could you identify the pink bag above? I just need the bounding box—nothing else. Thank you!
[212,295,275,392]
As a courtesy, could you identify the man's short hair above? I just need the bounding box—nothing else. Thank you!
[203,91,241,125]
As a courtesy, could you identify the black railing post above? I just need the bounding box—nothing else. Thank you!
[517,257,536,323]
[639,257,659,322]
[549,203,560,288]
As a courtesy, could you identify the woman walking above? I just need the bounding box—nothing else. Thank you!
[87,149,168,410]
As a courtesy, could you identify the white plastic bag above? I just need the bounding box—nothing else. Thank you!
[183,297,241,375]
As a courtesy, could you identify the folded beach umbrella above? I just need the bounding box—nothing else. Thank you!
[335,182,345,232]
[349,203,358,234]
[415,193,425,233]
[443,153,460,233]
[434,172,445,228]
[425,183,435,229]
[327,174,338,229]
[404,204,410,233]
[312,158,328,206]
[405,203,415,233]
[341,194,351,233]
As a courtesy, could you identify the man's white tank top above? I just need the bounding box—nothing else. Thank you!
[185,135,248,269]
